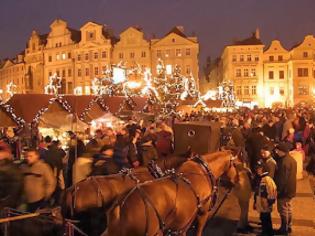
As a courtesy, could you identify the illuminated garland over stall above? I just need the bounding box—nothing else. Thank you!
[79,96,109,121]
[1,104,25,127]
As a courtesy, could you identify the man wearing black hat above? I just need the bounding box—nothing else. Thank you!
[274,143,297,235]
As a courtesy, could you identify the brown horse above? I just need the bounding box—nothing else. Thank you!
[102,151,238,236]
[64,154,189,235]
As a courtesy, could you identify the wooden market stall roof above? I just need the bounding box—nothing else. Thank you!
[0,106,18,127]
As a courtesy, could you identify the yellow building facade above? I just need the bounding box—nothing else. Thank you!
[222,31,315,107]
[0,20,199,97]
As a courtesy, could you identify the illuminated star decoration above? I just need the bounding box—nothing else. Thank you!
[141,68,160,99]
[6,81,17,98]
[45,73,62,95]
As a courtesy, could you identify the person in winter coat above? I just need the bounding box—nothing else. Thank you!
[254,161,277,236]
[91,145,120,176]
[274,143,297,235]
[22,149,56,212]
[260,145,277,179]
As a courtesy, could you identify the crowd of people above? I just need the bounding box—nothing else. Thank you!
[0,106,315,235]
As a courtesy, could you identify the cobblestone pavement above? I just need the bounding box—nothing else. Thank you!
[189,176,315,236]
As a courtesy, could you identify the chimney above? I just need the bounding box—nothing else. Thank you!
[255,28,260,39]
[176,25,184,33]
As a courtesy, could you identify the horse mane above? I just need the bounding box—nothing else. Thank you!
[201,150,232,163]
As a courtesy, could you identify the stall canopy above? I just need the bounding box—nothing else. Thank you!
[0,106,18,127]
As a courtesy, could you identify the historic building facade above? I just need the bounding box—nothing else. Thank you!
[0,19,199,98]
[221,30,315,107]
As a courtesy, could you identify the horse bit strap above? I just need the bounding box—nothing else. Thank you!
[192,155,219,211]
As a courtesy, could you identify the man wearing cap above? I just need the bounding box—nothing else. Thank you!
[260,145,277,179]
[274,143,297,234]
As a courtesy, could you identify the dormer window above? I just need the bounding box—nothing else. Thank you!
[172,38,176,43]
[303,52,308,58]
[87,31,95,41]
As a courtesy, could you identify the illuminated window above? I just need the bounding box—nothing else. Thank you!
[278,55,283,61]
[298,86,309,95]
[56,54,60,60]
[176,49,182,57]
[269,71,274,79]
[298,68,308,77]
[94,52,98,59]
[62,53,66,60]
[279,70,285,79]
[251,85,257,95]
[270,87,274,95]
[236,69,241,77]
[251,68,256,77]
[236,86,242,95]
[269,56,274,62]
[244,69,249,77]
[240,55,244,62]
[186,48,191,56]
[232,55,237,62]
[77,69,82,77]
[141,51,146,58]
[102,51,107,58]
[303,52,308,58]
[247,55,251,61]
[244,86,249,95]
[280,87,285,96]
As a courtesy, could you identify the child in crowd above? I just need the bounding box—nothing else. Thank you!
[254,161,277,236]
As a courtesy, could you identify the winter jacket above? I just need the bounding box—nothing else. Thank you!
[22,160,56,203]
[254,172,277,213]
[274,154,297,199]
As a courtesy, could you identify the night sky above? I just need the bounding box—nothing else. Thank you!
[1,0,315,65]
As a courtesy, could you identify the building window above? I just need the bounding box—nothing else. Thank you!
[236,86,242,96]
[270,87,274,95]
[62,69,66,77]
[240,55,244,62]
[77,54,81,61]
[278,55,283,61]
[56,54,60,61]
[232,55,237,62]
[251,85,257,95]
[130,52,135,59]
[186,65,191,75]
[48,71,52,77]
[68,69,72,77]
[165,50,170,57]
[269,71,274,79]
[176,49,182,57]
[85,68,89,76]
[298,68,308,77]
[280,87,285,96]
[303,52,308,58]
[102,51,107,58]
[94,52,98,59]
[141,51,146,58]
[95,67,99,75]
[68,52,71,59]
[298,86,309,95]
[244,86,249,95]
[157,50,161,58]
[247,55,251,61]
[62,53,66,60]
[244,69,249,77]
[269,56,274,62]
[48,55,52,62]
[186,48,191,56]
[56,70,60,76]
[255,56,259,61]
[85,53,89,60]
[236,69,241,77]
[279,70,285,79]
[313,70,315,79]
[119,52,124,59]
[78,69,81,77]
[172,38,176,43]
[251,68,256,77]
[67,82,73,94]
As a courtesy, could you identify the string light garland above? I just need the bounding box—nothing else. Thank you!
[6,82,17,98]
